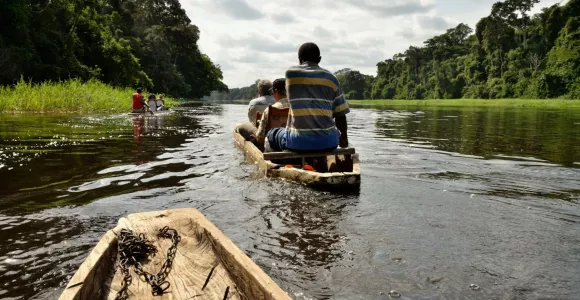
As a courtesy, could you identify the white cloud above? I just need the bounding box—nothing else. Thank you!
[182,0,567,88]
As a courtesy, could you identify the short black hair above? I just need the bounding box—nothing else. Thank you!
[271,78,286,93]
[137,87,142,93]
[298,42,321,63]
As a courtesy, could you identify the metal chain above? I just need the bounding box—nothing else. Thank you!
[114,226,181,300]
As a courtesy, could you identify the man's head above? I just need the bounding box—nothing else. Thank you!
[136,87,142,94]
[298,42,321,64]
[270,78,286,101]
[257,79,273,96]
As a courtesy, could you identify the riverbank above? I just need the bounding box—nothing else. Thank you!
[212,99,580,108]
[347,99,580,108]
[0,79,177,114]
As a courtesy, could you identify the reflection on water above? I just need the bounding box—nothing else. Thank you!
[371,106,580,167]
[0,104,579,300]
[364,106,580,206]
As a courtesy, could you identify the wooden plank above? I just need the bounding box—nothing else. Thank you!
[263,148,355,160]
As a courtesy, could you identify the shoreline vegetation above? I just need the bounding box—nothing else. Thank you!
[1,0,227,114]
[0,79,177,114]
[204,0,580,102]
[346,99,580,108]
[219,98,580,108]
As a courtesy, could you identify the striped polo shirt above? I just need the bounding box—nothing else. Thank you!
[284,62,350,150]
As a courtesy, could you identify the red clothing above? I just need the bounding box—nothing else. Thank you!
[132,93,144,109]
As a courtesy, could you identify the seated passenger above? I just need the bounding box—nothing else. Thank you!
[147,94,157,111]
[266,42,350,153]
[234,79,275,142]
[132,87,145,113]
[156,95,166,111]
[250,78,289,149]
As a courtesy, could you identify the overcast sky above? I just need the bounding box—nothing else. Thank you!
[182,0,566,89]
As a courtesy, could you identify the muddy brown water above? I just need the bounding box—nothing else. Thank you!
[0,103,579,299]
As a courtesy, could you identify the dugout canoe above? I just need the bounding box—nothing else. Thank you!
[127,109,171,116]
[233,131,361,187]
[59,208,291,300]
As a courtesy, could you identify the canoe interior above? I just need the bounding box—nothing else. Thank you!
[233,131,361,187]
[59,209,290,300]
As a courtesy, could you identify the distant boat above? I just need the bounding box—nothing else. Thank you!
[58,208,291,300]
[127,109,171,116]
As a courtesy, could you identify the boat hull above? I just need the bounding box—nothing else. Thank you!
[233,131,361,187]
[127,110,171,116]
[59,208,290,300]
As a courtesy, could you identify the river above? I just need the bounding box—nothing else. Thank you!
[0,103,579,300]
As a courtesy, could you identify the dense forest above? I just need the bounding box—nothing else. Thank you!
[203,80,261,101]
[369,0,580,100]
[0,0,227,98]
[211,0,580,101]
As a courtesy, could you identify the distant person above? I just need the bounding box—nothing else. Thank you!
[266,42,350,152]
[156,95,166,111]
[234,79,275,141]
[132,87,146,113]
[250,78,289,148]
[148,94,157,111]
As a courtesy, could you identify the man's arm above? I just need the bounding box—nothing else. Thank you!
[335,115,348,148]
[332,81,350,148]
[254,108,269,145]
[140,95,150,108]
[247,104,254,123]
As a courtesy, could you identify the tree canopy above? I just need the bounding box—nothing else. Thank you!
[212,0,580,100]
[368,0,580,100]
[0,0,227,98]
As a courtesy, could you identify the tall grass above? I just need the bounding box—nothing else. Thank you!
[347,99,580,108]
[0,78,177,113]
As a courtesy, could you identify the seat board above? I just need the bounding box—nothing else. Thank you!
[263,148,355,160]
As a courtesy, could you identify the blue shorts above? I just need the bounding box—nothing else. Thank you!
[266,127,338,153]
[265,127,287,151]
[265,128,336,167]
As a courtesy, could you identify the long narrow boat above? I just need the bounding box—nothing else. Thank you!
[233,131,361,187]
[59,208,291,300]
[127,109,172,116]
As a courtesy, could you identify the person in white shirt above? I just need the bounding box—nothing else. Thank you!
[234,79,275,143]
[147,94,157,111]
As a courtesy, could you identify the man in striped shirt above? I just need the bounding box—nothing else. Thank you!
[266,42,350,152]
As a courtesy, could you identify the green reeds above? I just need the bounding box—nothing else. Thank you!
[0,78,177,113]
